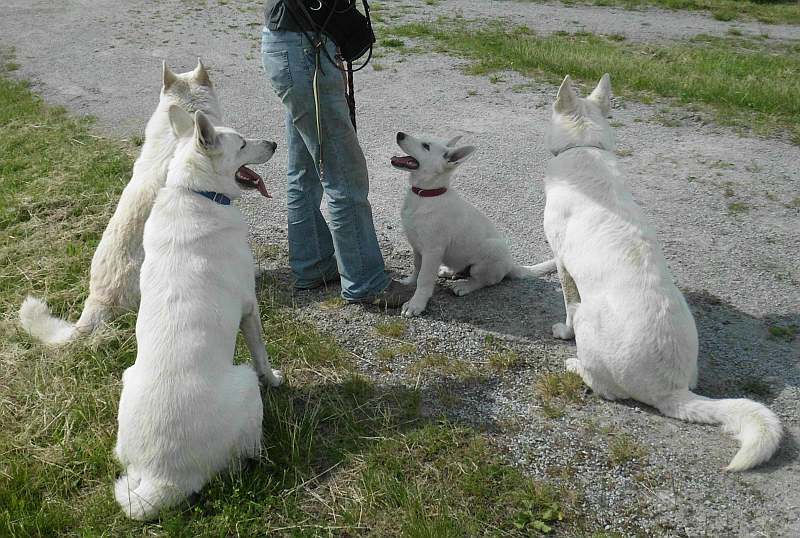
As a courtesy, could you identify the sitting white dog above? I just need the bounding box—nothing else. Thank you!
[391,132,555,317]
[114,107,282,520]
[543,74,781,471]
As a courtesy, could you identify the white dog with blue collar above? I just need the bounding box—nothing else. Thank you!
[113,107,281,520]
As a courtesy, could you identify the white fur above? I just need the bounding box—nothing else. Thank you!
[392,132,555,317]
[542,74,781,471]
[114,110,282,521]
[20,60,222,345]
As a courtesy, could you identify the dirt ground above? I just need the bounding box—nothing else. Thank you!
[2,0,798,535]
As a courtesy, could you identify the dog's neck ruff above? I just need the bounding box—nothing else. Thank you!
[411,186,447,197]
[552,144,609,157]
[192,190,231,205]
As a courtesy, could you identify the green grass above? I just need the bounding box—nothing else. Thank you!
[520,0,800,25]
[375,319,409,338]
[387,21,800,143]
[0,66,582,535]
[608,434,648,466]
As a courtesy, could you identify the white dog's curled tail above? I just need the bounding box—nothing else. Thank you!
[657,390,782,471]
[115,474,186,521]
[19,295,111,346]
[19,296,78,346]
[509,259,557,279]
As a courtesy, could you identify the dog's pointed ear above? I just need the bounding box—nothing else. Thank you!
[554,75,578,114]
[445,145,476,166]
[193,58,211,87]
[588,73,612,117]
[162,61,178,91]
[168,105,194,138]
[194,110,218,150]
[446,135,463,147]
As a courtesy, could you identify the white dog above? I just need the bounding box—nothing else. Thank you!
[20,60,234,345]
[542,74,781,471]
[114,108,282,521]
[391,132,555,317]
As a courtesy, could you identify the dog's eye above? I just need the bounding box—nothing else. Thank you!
[240,140,247,150]
[422,143,430,151]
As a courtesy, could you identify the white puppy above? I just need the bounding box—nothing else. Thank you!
[542,74,781,471]
[391,132,555,317]
[21,60,235,345]
[114,108,282,521]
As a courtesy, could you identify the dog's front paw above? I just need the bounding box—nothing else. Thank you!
[401,299,426,317]
[260,369,284,388]
[552,322,575,340]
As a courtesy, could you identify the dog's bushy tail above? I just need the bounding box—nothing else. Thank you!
[115,474,186,521]
[19,296,78,346]
[509,259,557,279]
[657,389,782,471]
[19,295,110,346]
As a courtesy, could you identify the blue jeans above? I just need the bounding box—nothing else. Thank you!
[261,28,389,300]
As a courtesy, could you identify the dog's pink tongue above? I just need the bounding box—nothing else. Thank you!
[236,166,272,198]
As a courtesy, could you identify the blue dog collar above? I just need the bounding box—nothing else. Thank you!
[192,190,231,205]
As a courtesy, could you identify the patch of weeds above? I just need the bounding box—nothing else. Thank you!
[380,37,405,48]
[609,121,624,128]
[489,73,505,84]
[130,134,144,147]
[709,159,735,169]
[712,8,737,21]
[535,371,585,411]
[768,324,797,342]
[605,33,626,42]
[377,342,416,361]
[467,88,478,96]
[375,319,408,338]
[408,352,482,381]
[614,147,633,157]
[484,334,523,371]
[784,197,800,209]
[727,27,744,36]
[318,296,346,310]
[723,183,735,197]
[727,201,750,215]
[5,61,20,71]
[608,434,647,466]
[541,401,566,419]
[372,62,385,71]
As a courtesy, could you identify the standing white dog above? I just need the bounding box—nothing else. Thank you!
[391,132,555,317]
[20,60,229,345]
[114,108,282,521]
[542,74,781,471]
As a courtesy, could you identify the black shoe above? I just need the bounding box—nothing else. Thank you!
[293,269,341,291]
[347,279,415,308]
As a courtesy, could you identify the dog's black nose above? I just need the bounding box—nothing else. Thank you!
[270,141,278,151]
[397,132,405,142]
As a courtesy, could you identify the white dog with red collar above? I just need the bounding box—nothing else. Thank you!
[391,132,555,317]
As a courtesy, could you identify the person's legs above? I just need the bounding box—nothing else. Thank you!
[285,112,338,288]
[262,29,389,300]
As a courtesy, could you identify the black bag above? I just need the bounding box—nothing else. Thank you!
[286,0,375,63]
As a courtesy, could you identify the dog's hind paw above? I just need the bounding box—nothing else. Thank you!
[260,369,284,388]
[552,322,575,340]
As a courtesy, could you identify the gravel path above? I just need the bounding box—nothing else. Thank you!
[3,0,798,535]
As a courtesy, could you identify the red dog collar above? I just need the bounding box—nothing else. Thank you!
[411,186,447,197]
